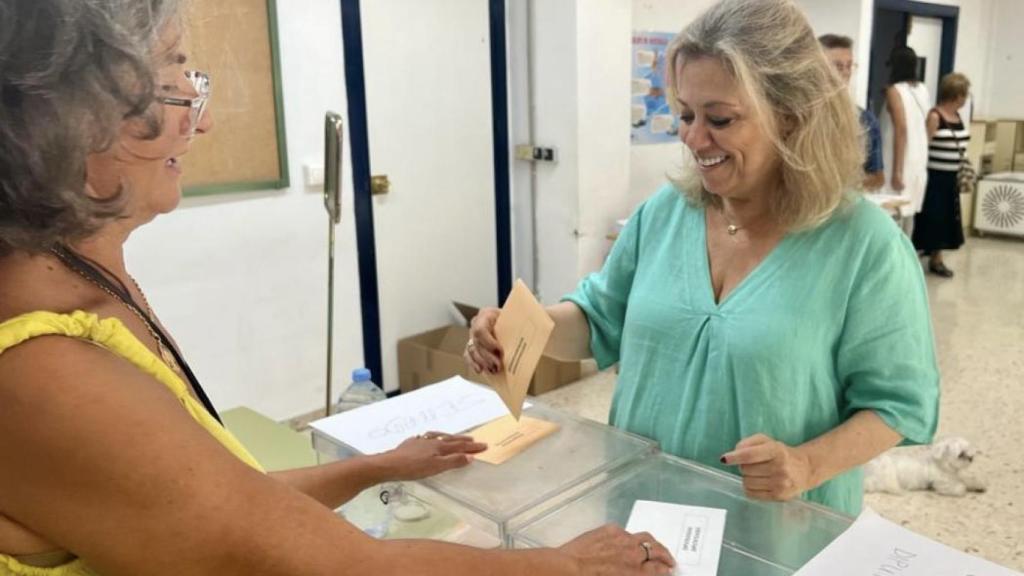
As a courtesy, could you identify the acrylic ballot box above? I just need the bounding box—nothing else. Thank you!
[311,399,658,546]
[510,452,853,575]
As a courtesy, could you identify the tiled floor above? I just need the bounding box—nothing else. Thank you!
[539,236,1024,570]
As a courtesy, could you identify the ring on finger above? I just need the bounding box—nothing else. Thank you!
[640,541,652,563]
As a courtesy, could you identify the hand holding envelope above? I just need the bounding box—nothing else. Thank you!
[482,279,554,419]
[464,279,561,464]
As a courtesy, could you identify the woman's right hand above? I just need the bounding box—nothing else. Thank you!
[559,524,676,575]
[891,173,905,192]
[464,307,503,375]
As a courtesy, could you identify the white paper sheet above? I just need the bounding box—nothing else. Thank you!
[626,500,727,576]
[310,376,529,455]
[795,508,1022,576]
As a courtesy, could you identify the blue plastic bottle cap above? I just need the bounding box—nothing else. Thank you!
[352,368,372,383]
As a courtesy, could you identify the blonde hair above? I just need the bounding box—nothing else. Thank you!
[937,72,970,104]
[666,0,864,231]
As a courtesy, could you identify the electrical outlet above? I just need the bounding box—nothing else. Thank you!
[304,164,325,187]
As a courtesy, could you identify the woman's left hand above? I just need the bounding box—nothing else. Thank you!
[378,432,488,481]
[720,434,815,501]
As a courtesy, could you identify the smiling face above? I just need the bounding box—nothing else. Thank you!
[84,26,212,224]
[674,56,783,203]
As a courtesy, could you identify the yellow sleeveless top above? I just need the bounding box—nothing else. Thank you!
[0,311,265,576]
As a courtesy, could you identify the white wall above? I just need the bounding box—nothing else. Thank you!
[531,0,582,303]
[984,0,1024,119]
[517,0,643,302]
[127,0,365,421]
[796,0,871,106]
[628,0,716,203]
[576,0,633,278]
[360,0,498,393]
[916,0,993,117]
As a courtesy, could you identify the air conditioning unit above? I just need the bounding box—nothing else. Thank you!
[974,173,1024,237]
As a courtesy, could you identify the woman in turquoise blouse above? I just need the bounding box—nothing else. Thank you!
[467,0,939,516]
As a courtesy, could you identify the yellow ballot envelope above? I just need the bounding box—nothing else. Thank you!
[469,414,560,465]
[484,279,554,419]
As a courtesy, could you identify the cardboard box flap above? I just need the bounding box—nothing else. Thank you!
[438,324,471,353]
[451,301,480,327]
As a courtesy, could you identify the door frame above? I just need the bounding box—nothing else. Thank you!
[338,0,513,393]
[869,0,959,111]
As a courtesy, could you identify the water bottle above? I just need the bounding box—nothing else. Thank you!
[334,368,390,537]
[334,368,386,413]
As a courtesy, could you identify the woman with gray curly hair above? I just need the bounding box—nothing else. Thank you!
[468,0,939,516]
[0,1,675,575]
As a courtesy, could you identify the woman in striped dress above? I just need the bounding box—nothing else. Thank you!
[914,73,971,277]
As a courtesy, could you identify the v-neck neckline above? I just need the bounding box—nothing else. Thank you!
[695,205,796,309]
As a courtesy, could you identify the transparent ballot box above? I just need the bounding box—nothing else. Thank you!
[510,452,853,575]
[311,399,658,546]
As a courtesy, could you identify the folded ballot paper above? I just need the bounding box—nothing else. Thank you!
[626,500,727,576]
[794,508,1022,576]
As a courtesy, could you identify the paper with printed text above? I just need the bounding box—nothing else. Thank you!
[794,508,1021,576]
[626,500,726,576]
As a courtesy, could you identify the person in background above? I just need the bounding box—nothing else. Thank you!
[467,0,938,517]
[879,46,931,236]
[0,1,674,575]
[819,34,884,190]
[914,73,971,277]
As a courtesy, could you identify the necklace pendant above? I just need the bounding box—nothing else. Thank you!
[727,224,739,235]
[159,344,182,375]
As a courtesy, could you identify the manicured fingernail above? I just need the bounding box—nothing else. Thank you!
[719,455,728,464]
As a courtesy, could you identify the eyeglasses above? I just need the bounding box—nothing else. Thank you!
[156,70,210,136]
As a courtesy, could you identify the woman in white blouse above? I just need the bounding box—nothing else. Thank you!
[880,46,931,236]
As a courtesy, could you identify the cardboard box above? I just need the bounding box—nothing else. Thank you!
[397,323,582,396]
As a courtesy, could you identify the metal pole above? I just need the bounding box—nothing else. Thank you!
[326,220,336,415]
[324,112,344,416]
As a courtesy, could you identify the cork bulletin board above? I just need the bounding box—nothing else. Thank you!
[180,0,289,196]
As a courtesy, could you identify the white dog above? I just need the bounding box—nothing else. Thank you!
[863,437,987,497]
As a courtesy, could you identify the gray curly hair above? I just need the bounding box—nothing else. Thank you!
[0,0,182,254]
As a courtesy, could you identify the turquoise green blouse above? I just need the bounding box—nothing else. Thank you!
[565,184,939,515]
